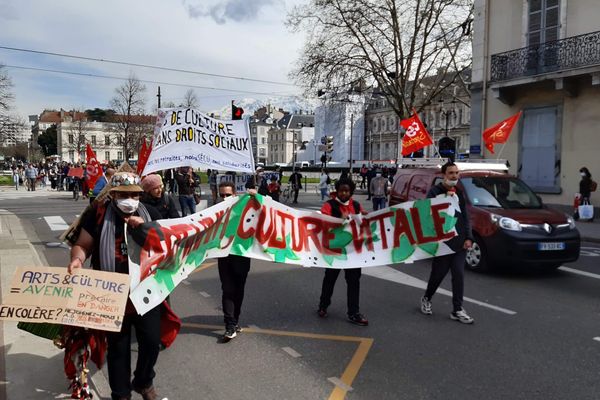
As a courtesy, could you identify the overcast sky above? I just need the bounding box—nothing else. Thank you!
[0,0,306,119]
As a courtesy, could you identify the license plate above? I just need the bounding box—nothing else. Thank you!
[538,242,565,251]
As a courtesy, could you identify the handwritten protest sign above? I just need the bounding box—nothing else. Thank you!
[142,107,255,175]
[127,194,459,315]
[0,267,129,332]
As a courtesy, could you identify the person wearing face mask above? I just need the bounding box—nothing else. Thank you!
[217,180,254,341]
[420,161,474,324]
[370,169,389,211]
[67,171,175,400]
[317,177,369,326]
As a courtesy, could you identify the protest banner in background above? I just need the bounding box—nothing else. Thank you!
[217,174,252,193]
[127,194,459,315]
[0,267,129,332]
[142,107,255,175]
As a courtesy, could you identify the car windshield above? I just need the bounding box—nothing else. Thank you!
[461,177,542,209]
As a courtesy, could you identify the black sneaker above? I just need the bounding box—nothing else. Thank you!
[223,327,237,340]
[317,308,328,318]
[348,313,368,326]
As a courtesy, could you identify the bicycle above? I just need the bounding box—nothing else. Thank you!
[72,178,80,201]
[281,184,292,204]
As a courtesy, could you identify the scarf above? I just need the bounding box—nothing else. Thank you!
[99,201,151,272]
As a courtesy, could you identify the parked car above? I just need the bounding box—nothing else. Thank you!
[389,162,580,271]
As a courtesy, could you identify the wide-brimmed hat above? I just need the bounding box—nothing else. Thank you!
[109,172,143,192]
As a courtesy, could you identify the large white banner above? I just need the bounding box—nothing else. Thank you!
[142,107,255,175]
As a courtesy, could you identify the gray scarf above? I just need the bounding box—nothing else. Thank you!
[99,201,151,272]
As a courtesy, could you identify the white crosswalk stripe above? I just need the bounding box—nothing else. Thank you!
[44,216,70,231]
[0,189,72,201]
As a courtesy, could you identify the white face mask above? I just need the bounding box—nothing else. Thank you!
[376,173,382,177]
[116,198,139,214]
[445,179,458,187]
[581,172,587,177]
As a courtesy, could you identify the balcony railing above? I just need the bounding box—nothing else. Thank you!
[490,30,600,82]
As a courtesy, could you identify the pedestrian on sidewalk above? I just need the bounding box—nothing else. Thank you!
[12,166,20,190]
[218,180,253,341]
[575,167,595,221]
[359,164,368,189]
[420,161,475,324]
[175,166,196,216]
[366,165,376,200]
[25,164,37,191]
[318,169,330,201]
[67,171,174,400]
[289,169,303,204]
[370,169,389,211]
[317,177,369,326]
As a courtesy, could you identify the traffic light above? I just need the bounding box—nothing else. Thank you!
[232,102,244,120]
[326,136,334,153]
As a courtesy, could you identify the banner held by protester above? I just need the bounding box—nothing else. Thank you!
[142,107,255,175]
[127,194,460,315]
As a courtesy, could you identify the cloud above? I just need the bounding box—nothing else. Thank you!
[185,0,275,24]
[0,0,19,21]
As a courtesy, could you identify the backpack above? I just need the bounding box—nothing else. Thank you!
[327,199,360,218]
[591,180,598,192]
[258,179,269,196]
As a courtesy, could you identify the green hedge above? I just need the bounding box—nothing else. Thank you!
[0,176,13,185]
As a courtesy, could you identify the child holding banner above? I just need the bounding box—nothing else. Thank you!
[317,177,369,326]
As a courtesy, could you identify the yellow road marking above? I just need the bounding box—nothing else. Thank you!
[181,322,373,399]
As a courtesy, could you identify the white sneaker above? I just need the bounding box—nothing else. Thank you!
[450,308,474,324]
[420,296,432,315]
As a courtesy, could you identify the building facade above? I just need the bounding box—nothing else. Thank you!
[470,0,600,205]
[268,113,315,165]
[34,109,152,164]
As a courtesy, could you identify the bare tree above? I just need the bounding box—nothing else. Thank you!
[109,74,150,161]
[0,65,25,143]
[180,89,199,108]
[287,0,473,118]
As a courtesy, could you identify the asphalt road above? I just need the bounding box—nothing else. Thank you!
[2,188,600,400]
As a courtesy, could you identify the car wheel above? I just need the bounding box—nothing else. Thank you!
[465,238,490,272]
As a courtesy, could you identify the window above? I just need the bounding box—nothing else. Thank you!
[68,134,74,144]
[261,137,266,144]
[105,135,110,145]
[259,148,266,156]
[117,151,123,160]
[68,151,74,162]
[528,0,560,46]
[91,135,96,146]
[117,136,123,145]
[105,151,110,162]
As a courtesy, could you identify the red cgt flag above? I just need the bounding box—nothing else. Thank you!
[137,137,152,176]
[400,110,433,156]
[85,144,102,188]
[483,111,522,154]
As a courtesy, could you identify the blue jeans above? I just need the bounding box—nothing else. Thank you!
[178,194,196,216]
[320,188,328,201]
[372,197,386,211]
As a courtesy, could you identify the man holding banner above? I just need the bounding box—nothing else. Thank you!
[421,162,475,324]
[67,171,176,400]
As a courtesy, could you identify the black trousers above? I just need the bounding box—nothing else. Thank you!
[424,250,466,312]
[319,268,361,315]
[292,187,300,202]
[106,304,161,400]
[218,255,251,328]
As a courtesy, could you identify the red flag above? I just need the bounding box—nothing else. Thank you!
[85,144,102,188]
[400,110,433,156]
[483,111,522,154]
[137,138,152,176]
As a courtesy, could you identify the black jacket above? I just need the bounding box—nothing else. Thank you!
[427,183,473,252]
[580,177,592,199]
[141,193,179,219]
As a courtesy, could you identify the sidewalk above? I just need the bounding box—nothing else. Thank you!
[0,209,104,399]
